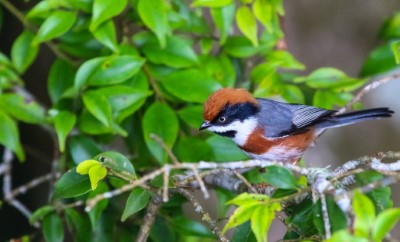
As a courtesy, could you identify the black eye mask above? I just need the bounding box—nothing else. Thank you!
[212,102,259,125]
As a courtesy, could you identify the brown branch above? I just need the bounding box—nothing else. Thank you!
[136,194,162,242]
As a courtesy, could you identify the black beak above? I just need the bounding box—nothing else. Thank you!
[199,121,211,131]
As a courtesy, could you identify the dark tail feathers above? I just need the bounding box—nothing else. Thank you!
[316,107,394,129]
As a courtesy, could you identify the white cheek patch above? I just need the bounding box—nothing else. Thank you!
[208,117,258,146]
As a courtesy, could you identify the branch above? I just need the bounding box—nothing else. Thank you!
[338,72,400,114]
[173,188,229,242]
[136,194,162,242]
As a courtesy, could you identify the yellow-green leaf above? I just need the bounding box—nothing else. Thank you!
[236,6,258,47]
[222,204,256,233]
[88,164,107,190]
[253,0,272,32]
[353,190,376,237]
[76,159,101,175]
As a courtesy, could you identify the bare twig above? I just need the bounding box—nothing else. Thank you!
[232,170,258,193]
[320,193,331,239]
[338,72,400,114]
[173,188,229,242]
[162,165,170,202]
[150,133,180,165]
[10,173,57,198]
[136,194,162,242]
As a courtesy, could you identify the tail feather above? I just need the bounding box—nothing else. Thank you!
[316,107,394,129]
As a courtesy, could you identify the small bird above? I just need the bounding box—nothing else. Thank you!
[199,88,394,164]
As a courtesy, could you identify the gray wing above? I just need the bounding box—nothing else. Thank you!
[256,99,336,137]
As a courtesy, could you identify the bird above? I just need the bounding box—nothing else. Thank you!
[199,88,394,164]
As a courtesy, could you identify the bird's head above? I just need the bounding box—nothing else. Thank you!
[199,88,259,138]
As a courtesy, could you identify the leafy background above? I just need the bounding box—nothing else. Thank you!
[0,0,399,241]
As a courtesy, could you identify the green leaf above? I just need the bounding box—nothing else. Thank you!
[199,38,213,55]
[92,20,119,53]
[74,56,108,90]
[199,54,236,87]
[83,90,113,127]
[192,0,233,8]
[88,183,109,229]
[90,0,128,31]
[206,135,248,161]
[161,69,222,103]
[224,36,272,58]
[267,50,305,70]
[54,111,76,152]
[372,208,400,241]
[88,55,145,87]
[281,85,304,104]
[326,230,368,242]
[27,1,69,19]
[313,90,352,109]
[391,40,400,64]
[313,197,347,236]
[175,137,214,162]
[11,30,39,73]
[0,110,24,160]
[380,13,400,39]
[251,203,281,242]
[43,213,64,242]
[141,35,198,68]
[121,187,152,221]
[227,193,270,206]
[178,105,203,129]
[360,43,397,77]
[93,151,137,181]
[264,166,299,189]
[353,190,376,237]
[48,59,75,103]
[30,205,55,224]
[53,168,92,198]
[88,164,107,190]
[236,6,258,46]
[285,199,318,237]
[69,135,101,165]
[142,102,179,164]
[232,221,253,242]
[33,10,77,44]
[223,204,255,233]
[0,93,46,124]
[211,3,235,44]
[138,0,169,47]
[171,216,214,237]
[253,0,273,32]
[64,208,92,242]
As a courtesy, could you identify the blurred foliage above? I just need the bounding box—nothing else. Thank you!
[0,0,399,241]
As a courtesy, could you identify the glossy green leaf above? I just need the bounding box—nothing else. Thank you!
[253,0,273,32]
[178,105,203,129]
[43,213,64,242]
[66,0,93,13]
[88,55,145,86]
[83,90,113,127]
[222,204,255,233]
[142,102,179,164]
[141,35,198,68]
[53,168,92,198]
[199,55,236,87]
[192,0,233,8]
[251,203,281,242]
[54,111,76,152]
[30,205,55,224]
[64,208,92,242]
[11,30,39,73]
[161,69,222,103]
[227,193,270,206]
[285,199,318,237]
[90,0,128,31]
[232,221,253,242]
[121,187,152,221]
[93,151,137,181]
[92,20,119,52]
[88,164,107,190]
[0,110,24,160]
[372,208,400,241]
[0,93,46,124]
[200,38,213,55]
[27,1,68,19]
[78,109,118,135]
[391,40,400,64]
[206,135,248,161]
[77,159,100,174]
[313,197,347,236]
[281,85,304,104]
[175,137,213,162]
[267,50,305,70]
[211,3,235,44]
[33,10,77,44]
[48,59,75,103]
[74,56,107,90]
[224,36,272,58]
[353,190,376,237]
[236,6,258,46]
[138,0,169,47]
[379,13,400,40]
[69,135,101,164]
[264,166,299,189]
[313,90,352,109]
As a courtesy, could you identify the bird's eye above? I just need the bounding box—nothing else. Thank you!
[219,117,226,122]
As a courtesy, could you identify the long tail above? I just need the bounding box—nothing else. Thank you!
[316,107,394,129]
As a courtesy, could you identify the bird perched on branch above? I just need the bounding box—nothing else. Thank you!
[199,88,394,164]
